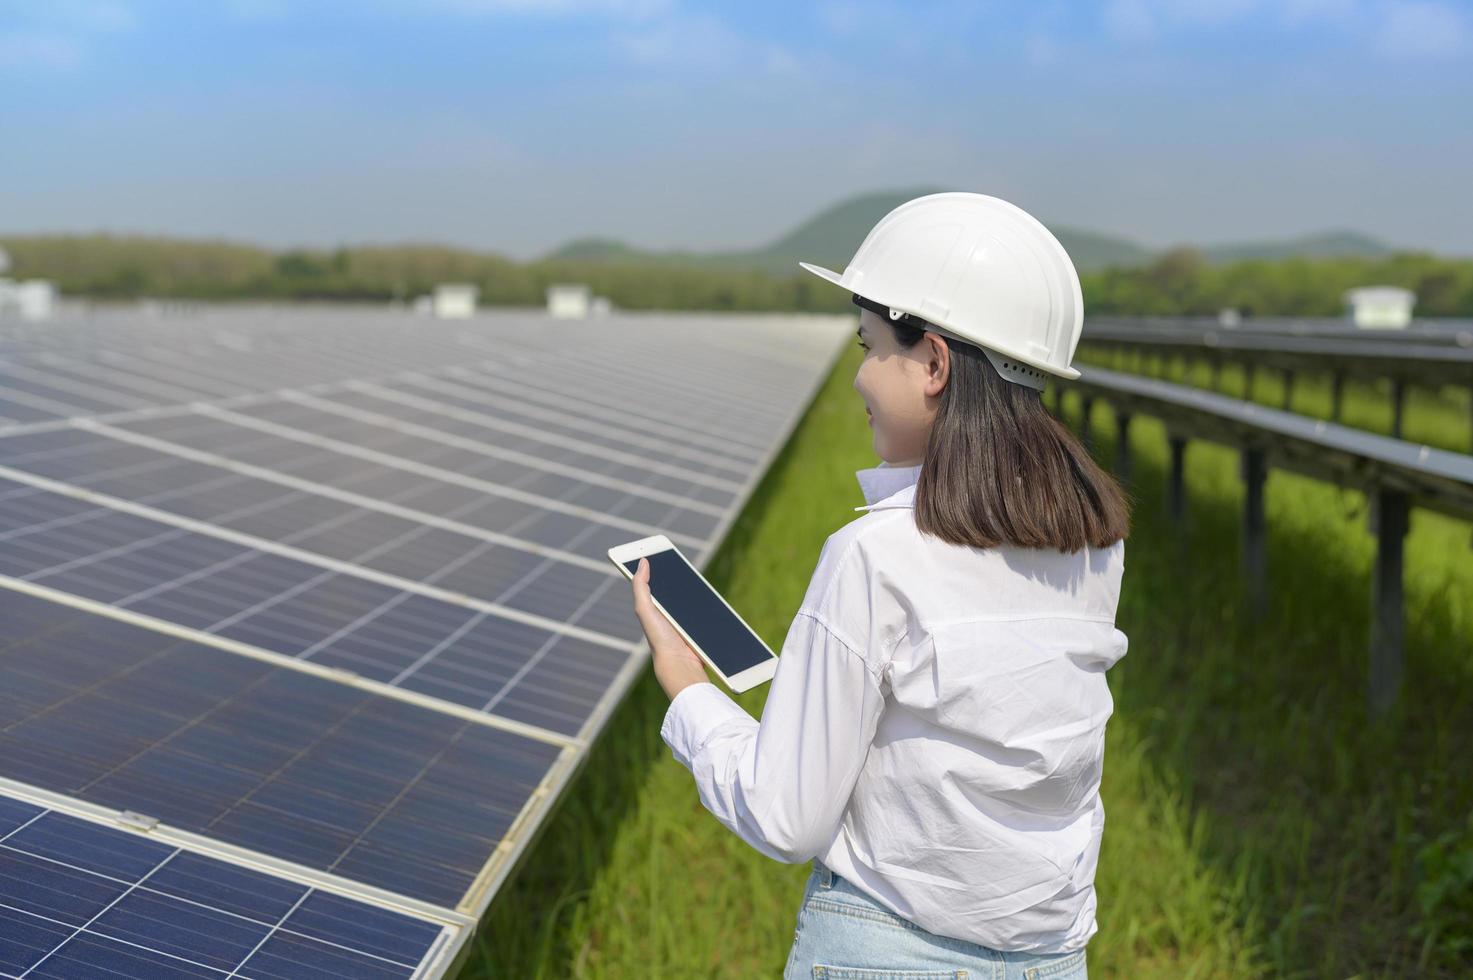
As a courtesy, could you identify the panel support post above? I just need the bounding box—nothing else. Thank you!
[1241,447,1268,621]
[1114,411,1132,486]
[1282,370,1295,410]
[1166,433,1188,527]
[1331,372,1345,422]
[1368,488,1410,718]
[1390,378,1406,439]
[1081,396,1096,456]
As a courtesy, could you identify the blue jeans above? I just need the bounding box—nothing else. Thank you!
[783,860,1089,979]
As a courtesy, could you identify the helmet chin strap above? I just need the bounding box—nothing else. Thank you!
[851,294,1048,393]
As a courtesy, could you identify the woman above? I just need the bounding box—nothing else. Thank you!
[630,192,1130,979]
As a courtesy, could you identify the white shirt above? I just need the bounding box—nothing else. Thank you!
[659,460,1129,953]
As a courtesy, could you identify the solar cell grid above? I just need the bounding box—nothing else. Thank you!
[414,366,772,462]
[444,361,777,455]
[0,373,132,415]
[209,397,740,513]
[0,794,456,979]
[0,396,58,425]
[291,386,751,489]
[0,471,640,683]
[90,412,717,543]
[2,410,715,555]
[12,354,193,405]
[341,379,753,480]
[537,346,792,432]
[0,587,566,906]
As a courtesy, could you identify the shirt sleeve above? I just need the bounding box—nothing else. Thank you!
[658,610,887,864]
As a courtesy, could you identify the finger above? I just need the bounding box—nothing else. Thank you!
[631,559,653,612]
[632,558,651,597]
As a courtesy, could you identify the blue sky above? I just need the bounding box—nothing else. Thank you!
[2,0,1470,259]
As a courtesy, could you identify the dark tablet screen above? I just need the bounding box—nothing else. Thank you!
[621,546,775,678]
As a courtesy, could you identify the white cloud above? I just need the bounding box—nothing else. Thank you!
[0,0,139,31]
[1150,0,1263,25]
[416,0,672,16]
[818,1,867,36]
[1279,0,1358,26]
[1102,0,1362,37]
[1373,0,1468,60]
[57,0,136,32]
[1024,33,1065,67]
[0,0,133,73]
[0,32,85,72]
[224,0,292,20]
[611,13,802,75]
[1104,0,1158,42]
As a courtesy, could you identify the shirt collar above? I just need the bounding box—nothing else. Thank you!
[854,461,922,512]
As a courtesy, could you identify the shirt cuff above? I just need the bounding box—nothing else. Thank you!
[659,681,752,770]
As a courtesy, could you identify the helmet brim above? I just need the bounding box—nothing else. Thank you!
[798,261,846,289]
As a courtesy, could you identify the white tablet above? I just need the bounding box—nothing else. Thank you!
[608,534,778,693]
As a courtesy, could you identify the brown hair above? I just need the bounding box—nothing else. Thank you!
[884,314,1131,552]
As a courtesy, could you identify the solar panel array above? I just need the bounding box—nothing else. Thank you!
[0,303,850,977]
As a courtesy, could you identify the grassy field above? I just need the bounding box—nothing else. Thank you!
[461,340,1473,979]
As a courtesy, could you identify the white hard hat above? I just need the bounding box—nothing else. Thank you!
[799,192,1084,390]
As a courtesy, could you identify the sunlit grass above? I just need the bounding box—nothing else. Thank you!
[461,341,1473,979]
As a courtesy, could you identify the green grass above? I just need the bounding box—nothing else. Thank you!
[460,342,1473,979]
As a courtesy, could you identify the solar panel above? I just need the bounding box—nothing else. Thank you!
[0,587,567,906]
[69,413,723,542]
[0,306,852,974]
[102,407,730,537]
[0,792,465,978]
[418,365,773,461]
[0,478,636,732]
[0,424,706,563]
[343,377,754,479]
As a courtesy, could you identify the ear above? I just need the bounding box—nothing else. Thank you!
[921,331,950,397]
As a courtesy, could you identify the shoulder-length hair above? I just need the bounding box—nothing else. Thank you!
[882,310,1131,552]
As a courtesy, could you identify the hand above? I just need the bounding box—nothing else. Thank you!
[630,556,711,701]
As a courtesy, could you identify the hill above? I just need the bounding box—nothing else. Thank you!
[544,190,1396,274]
[1199,230,1395,264]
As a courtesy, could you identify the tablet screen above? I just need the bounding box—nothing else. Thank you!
[621,547,775,677]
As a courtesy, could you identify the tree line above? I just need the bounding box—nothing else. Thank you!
[3,235,1470,318]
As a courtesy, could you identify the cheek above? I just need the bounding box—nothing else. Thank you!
[860,362,903,416]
